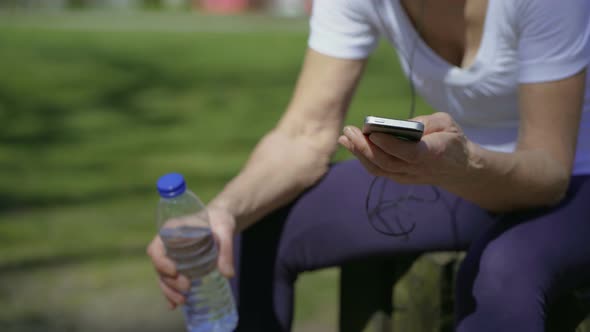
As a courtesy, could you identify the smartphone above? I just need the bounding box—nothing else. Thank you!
[362,116,424,142]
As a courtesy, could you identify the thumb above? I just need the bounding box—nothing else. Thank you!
[412,112,453,135]
[213,221,236,278]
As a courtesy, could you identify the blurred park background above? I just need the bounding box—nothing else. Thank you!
[0,1,435,331]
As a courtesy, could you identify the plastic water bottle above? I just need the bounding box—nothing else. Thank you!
[156,173,238,332]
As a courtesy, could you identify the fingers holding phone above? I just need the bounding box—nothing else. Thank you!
[339,113,474,186]
[338,123,420,182]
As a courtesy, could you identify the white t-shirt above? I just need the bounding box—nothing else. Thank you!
[308,0,590,175]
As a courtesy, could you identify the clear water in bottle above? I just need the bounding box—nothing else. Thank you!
[157,173,238,332]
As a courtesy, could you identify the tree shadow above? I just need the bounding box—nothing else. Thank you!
[0,245,146,273]
[0,185,151,213]
[0,313,185,332]
[0,171,230,213]
[0,33,291,215]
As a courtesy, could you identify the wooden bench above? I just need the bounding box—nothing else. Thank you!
[339,253,590,332]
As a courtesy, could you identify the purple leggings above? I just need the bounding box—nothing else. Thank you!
[231,160,590,331]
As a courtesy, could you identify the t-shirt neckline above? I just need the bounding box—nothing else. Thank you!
[392,0,495,79]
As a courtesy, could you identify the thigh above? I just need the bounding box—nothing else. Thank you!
[234,159,495,331]
[269,159,497,273]
[456,176,590,325]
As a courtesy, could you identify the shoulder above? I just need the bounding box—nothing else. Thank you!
[311,0,379,18]
[496,0,589,30]
[507,0,590,82]
[514,0,590,13]
[308,0,382,59]
[514,0,589,28]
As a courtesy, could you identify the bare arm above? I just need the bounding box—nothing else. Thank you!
[342,0,589,212]
[211,49,366,230]
[454,70,586,211]
[340,69,586,212]
[147,49,367,306]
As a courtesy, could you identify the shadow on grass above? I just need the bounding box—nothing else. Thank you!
[0,314,76,332]
[0,245,146,273]
[0,55,186,149]
[0,170,232,213]
[0,315,183,332]
[0,34,275,214]
[0,185,153,213]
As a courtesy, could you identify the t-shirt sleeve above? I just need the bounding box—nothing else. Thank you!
[516,0,590,83]
[308,0,379,59]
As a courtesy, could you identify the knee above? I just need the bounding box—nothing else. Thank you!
[457,239,550,306]
[455,240,555,330]
[274,240,307,285]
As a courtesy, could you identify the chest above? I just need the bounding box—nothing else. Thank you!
[370,0,521,126]
[399,0,488,69]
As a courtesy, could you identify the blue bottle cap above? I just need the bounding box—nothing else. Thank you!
[157,173,186,198]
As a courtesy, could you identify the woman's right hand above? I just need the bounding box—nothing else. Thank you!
[146,206,237,309]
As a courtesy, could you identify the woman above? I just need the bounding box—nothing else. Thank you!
[147,0,590,330]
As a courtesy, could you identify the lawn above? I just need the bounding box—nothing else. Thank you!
[0,10,430,332]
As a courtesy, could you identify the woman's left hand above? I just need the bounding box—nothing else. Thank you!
[338,112,477,186]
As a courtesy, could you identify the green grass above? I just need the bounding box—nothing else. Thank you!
[0,10,431,332]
